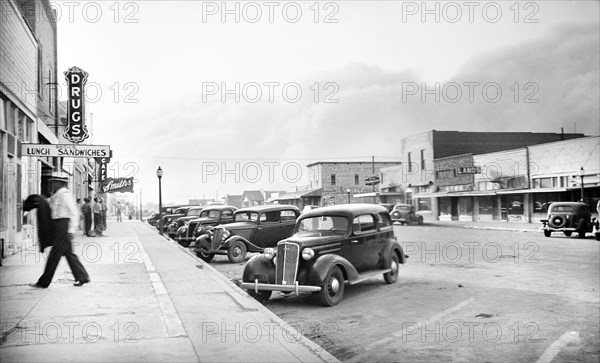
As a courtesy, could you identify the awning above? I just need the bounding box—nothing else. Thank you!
[301,188,322,197]
[528,188,568,193]
[353,192,404,198]
[270,188,322,201]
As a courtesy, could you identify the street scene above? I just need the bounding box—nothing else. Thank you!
[1,1,599,362]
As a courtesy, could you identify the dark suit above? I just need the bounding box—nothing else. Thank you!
[23,194,54,252]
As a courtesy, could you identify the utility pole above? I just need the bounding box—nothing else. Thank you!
[372,156,376,203]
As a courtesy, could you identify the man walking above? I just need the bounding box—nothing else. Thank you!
[116,201,123,222]
[30,176,90,288]
[100,198,108,230]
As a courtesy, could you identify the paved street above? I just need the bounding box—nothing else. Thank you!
[209,223,600,362]
[0,220,336,363]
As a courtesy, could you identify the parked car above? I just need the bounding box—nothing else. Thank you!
[240,204,406,306]
[193,205,300,263]
[146,212,160,226]
[378,203,394,213]
[160,206,194,232]
[176,205,237,247]
[541,202,598,239]
[167,206,205,238]
[390,204,423,225]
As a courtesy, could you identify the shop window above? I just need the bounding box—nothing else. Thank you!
[507,195,524,214]
[478,196,494,215]
[439,198,451,216]
[417,198,431,211]
[458,197,473,215]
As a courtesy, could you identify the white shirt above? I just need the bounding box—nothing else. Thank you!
[50,187,79,233]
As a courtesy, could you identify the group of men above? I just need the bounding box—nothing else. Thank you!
[78,197,108,237]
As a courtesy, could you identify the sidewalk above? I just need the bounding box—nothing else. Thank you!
[0,220,338,362]
[429,220,543,233]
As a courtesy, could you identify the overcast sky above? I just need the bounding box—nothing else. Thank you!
[54,1,599,205]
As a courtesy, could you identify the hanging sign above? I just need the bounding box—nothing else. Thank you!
[100,177,134,193]
[63,66,90,143]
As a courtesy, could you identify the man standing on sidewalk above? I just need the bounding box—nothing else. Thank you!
[93,197,104,236]
[116,202,123,222]
[30,176,90,288]
[100,198,108,230]
[81,197,93,236]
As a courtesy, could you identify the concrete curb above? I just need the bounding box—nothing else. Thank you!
[139,222,339,363]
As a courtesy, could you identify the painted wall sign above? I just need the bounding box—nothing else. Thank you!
[21,144,110,157]
[100,177,134,193]
[63,66,90,143]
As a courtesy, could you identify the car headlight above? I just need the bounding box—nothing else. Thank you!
[263,248,276,260]
[302,248,315,261]
[222,229,231,241]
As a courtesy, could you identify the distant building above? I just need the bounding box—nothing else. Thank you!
[381,131,597,223]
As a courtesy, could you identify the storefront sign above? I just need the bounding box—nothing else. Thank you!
[96,157,110,180]
[21,144,110,157]
[63,66,90,143]
[100,177,134,193]
[456,166,481,175]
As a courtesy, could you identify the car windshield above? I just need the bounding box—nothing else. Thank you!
[200,210,221,218]
[187,209,203,217]
[174,208,188,214]
[296,216,348,236]
[234,212,259,223]
[551,205,574,213]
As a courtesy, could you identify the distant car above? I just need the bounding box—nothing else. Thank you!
[241,204,406,306]
[160,206,194,232]
[167,206,205,238]
[390,204,423,225]
[378,203,394,213]
[541,202,598,239]
[176,205,237,247]
[193,205,300,263]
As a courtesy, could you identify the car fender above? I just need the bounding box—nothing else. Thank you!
[384,242,406,265]
[242,255,276,284]
[223,236,262,252]
[305,254,359,286]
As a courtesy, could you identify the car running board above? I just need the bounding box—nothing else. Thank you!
[348,269,391,285]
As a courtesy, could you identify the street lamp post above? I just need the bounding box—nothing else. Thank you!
[139,189,143,221]
[347,188,351,204]
[157,166,164,235]
[579,167,584,202]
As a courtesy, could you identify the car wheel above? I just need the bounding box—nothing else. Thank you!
[417,216,424,225]
[247,289,272,303]
[595,233,600,241]
[563,231,572,237]
[577,219,587,238]
[179,240,191,247]
[543,230,551,237]
[384,253,400,284]
[227,241,247,263]
[196,250,214,262]
[319,266,345,307]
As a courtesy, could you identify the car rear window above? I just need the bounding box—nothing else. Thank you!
[551,206,574,213]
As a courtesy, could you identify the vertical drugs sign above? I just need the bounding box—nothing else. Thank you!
[63,66,90,143]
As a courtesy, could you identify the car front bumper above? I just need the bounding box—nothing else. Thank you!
[241,280,321,295]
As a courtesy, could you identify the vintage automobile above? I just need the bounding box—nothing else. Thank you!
[541,202,598,239]
[390,204,423,225]
[240,204,406,306]
[176,205,237,247]
[193,205,300,263]
[167,206,205,238]
[160,206,194,232]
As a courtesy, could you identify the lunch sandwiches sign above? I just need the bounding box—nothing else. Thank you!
[63,66,90,143]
